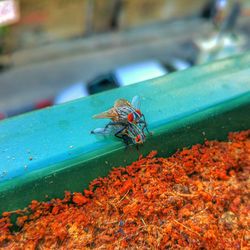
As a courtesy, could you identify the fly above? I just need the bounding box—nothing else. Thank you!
[92,96,150,134]
[91,96,150,146]
[91,122,146,146]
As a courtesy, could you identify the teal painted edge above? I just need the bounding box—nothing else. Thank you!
[0,52,250,183]
[0,91,249,192]
[0,92,249,214]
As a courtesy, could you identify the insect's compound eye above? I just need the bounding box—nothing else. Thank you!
[136,109,142,117]
[135,135,141,143]
[127,113,134,122]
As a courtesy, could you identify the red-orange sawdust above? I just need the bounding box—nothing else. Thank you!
[0,130,249,249]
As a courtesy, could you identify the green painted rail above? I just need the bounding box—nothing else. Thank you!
[0,52,250,214]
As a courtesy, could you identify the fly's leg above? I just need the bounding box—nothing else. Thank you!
[138,116,152,136]
[122,135,131,146]
[135,143,142,154]
[123,135,134,151]
[141,114,151,134]
[115,132,132,150]
[102,122,131,147]
[114,125,128,139]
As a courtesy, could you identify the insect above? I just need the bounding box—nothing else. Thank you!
[91,122,146,146]
[91,96,150,146]
[92,96,150,134]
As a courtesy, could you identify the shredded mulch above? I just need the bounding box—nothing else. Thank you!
[0,130,249,249]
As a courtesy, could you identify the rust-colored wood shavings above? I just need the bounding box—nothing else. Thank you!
[0,130,249,249]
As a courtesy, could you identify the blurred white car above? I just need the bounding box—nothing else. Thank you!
[0,58,191,119]
[87,58,192,95]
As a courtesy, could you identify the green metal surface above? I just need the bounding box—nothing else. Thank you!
[0,52,250,214]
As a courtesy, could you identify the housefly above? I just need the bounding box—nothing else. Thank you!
[92,96,149,134]
[91,122,146,146]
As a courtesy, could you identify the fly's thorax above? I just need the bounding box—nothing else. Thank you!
[113,107,127,122]
[115,105,143,124]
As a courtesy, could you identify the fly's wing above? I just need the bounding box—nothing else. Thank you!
[131,95,141,109]
[91,127,110,135]
[92,108,117,120]
[114,98,131,108]
[91,126,122,135]
[93,99,130,120]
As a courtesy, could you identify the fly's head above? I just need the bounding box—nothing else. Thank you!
[134,134,144,144]
[128,123,146,145]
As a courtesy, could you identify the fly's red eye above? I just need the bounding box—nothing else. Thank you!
[135,135,141,142]
[127,113,134,122]
[136,109,142,116]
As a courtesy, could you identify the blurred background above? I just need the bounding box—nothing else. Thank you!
[0,0,250,119]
